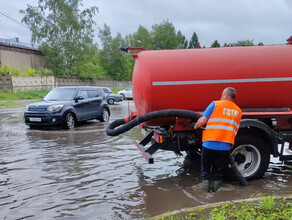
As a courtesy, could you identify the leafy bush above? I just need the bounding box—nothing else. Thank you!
[10,67,21,76]
[0,64,21,76]
[39,68,53,76]
[0,64,11,74]
[26,68,36,76]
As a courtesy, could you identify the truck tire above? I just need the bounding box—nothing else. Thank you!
[186,149,201,159]
[185,149,201,170]
[231,133,270,179]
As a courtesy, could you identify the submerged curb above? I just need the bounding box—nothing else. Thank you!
[150,193,292,220]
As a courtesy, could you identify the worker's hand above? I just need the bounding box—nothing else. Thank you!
[194,116,208,130]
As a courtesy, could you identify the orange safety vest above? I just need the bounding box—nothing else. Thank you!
[202,100,242,145]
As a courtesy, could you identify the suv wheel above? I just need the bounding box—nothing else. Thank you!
[100,108,109,122]
[64,113,76,129]
[108,98,115,105]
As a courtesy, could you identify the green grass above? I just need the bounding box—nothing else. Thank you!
[0,89,50,100]
[0,101,22,107]
[158,196,292,220]
[111,88,120,94]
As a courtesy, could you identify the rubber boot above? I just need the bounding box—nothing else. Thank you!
[212,180,222,192]
[202,180,211,192]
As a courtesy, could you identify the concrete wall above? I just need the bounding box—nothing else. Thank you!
[11,76,55,91]
[0,74,131,92]
[93,79,132,89]
[0,45,46,74]
[56,76,94,87]
[0,73,12,92]
[55,77,131,89]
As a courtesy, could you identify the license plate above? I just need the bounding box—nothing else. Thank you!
[29,117,41,122]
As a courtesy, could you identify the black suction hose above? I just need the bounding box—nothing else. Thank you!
[106,109,202,136]
[228,153,250,186]
[106,109,249,186]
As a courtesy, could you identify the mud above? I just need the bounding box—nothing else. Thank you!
[0,101,291,219]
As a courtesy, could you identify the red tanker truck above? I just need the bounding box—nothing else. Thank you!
[107,37,292,180]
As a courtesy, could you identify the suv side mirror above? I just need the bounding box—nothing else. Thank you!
[75,96,84,101]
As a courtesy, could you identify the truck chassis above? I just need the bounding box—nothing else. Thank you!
[136,111,292,179]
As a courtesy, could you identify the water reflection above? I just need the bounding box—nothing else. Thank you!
[0,103,291,219]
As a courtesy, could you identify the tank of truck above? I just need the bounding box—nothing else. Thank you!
[132,45,292,126]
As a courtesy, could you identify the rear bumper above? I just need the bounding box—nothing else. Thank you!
[24,111,64,126]
[115,97,123,102]
[108,96,123,102]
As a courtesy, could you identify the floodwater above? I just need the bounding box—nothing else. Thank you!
[0,101,291,219]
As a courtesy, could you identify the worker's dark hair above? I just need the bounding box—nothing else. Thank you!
[224,87,237,100]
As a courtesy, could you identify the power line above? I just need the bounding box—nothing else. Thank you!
[0,0,23,21]
[0,10,28,29]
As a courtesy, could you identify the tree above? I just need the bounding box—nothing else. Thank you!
[98,24,133,80]
[75,45,106,79]
[176,31,188,49]
[188,32,199,48]
[21,0,98,75]
[233,40,254,46]
[126,25,152,49]
[211,40,220,47]
[151,20,177,49]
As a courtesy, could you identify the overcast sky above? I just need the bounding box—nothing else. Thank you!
[0,0,291,47]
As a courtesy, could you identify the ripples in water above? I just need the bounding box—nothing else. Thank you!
[0,103,291,219]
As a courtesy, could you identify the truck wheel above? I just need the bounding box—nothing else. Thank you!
[186,149,201,159]
[100,108,109,122]
[185,149,201,170]
[231,134,270,179]
[108,98,115,105]
[64,113,76,129]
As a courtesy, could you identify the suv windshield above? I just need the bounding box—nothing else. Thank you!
[44,88,77,101]
[102,88,112,93]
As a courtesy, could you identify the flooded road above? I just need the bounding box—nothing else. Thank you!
[0,101,291,219]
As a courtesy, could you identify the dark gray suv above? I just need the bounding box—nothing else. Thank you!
[24,86,110,129]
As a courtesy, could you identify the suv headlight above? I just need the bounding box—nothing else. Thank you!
[47,105,63,112]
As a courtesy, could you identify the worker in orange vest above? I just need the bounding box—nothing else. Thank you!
[195,87,242,192]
